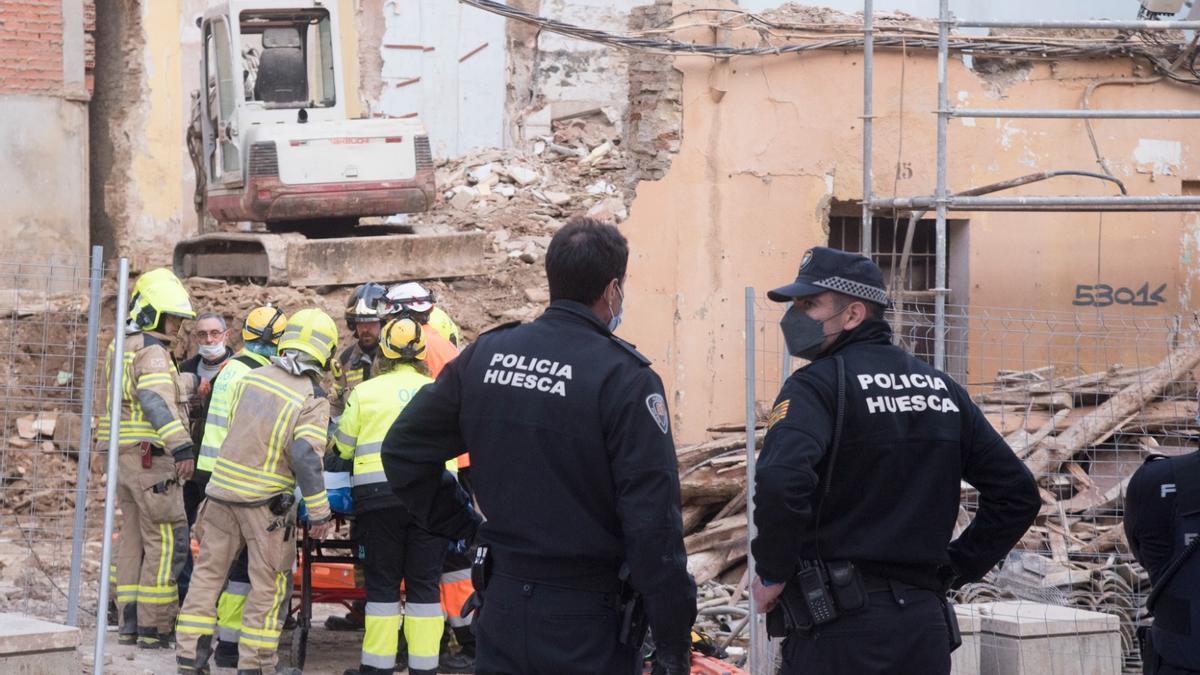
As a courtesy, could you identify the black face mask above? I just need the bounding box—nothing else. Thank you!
[780,303,849,360]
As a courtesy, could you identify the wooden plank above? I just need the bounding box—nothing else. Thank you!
[1026,346,1200,476]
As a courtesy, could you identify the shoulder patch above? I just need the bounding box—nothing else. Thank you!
[480,320,521,336]
[768,400,791,430]
[646,393,669,434]
[610,335,651,366]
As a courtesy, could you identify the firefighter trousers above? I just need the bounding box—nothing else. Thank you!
[175,499,295,671]
[113,451,188,640]
[441,544,476,653]
[358,507,446,675]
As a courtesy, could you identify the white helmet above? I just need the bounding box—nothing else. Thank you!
[385,281,434,316]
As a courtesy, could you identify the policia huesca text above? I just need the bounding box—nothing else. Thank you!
[750,248,1041,674]
[380,217,698,675]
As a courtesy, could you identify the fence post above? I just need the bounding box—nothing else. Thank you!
[93,258,129,673]
[745,288,772,673]
[67,245,104,626]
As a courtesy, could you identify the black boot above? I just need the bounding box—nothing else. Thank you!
[176,655,211,675]
[214,639,239,668]
[137,627,163,649]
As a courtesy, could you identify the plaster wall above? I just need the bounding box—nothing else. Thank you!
[622,4,1200,442]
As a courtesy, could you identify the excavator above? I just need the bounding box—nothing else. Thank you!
[173,0,485,286]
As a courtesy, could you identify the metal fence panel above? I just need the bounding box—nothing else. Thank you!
[0,252,111,626]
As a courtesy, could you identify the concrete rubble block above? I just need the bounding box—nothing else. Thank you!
[0,613,80,674]
[967,601,1122,675]
[540,191,573,207]
[505,165,540,186]
[586,197,628,224]
[467,163,495,184]
[524,287,550,304]
[449,186,479,211]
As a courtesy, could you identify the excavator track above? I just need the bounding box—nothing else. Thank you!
[173,231,488,286]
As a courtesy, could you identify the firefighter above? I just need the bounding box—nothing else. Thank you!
[98,267,197,649]
[332,282,388,416]
[383,283,476,671]
[335,318,449,675]
[195,305,288,668]
[326,283,388,632]
[175,308,336,674]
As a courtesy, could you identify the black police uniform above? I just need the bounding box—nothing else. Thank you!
[1125,450,1200,674]
[380,300,697,675]
[754,248,1040,674]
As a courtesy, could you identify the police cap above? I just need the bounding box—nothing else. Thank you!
[767,246,889,305]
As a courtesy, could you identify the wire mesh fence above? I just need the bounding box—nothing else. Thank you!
[0,251,110,626]
[745,291,1191,674]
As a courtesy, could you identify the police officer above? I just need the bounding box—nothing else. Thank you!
[1125,447,1200,674]
[380,216,697,674]
[751,247,1040,674]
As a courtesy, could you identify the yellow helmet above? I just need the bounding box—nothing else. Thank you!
[379,318,426,361]
[242,305,288,345]
[278,308,338,368]
[129,268,195,331]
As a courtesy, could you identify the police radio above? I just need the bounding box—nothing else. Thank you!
[796,564,837,625]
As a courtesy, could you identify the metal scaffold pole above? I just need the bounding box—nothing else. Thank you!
[94,258,130,674]
[934,0,949,372]
[861,0,874,257]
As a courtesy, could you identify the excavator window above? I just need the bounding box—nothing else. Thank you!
[239,10,335,109]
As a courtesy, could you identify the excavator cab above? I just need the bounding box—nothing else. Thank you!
[176,1,485,286]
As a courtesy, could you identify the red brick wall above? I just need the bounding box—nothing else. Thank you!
[0,0,66,95]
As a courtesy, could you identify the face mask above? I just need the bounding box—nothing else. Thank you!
[606,283,625,333]
[243,341,276,358]
[780,303,849,360]
[198,342,226,360]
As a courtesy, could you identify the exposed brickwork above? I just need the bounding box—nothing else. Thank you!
[625,0,682,196]
[0,0,96,97]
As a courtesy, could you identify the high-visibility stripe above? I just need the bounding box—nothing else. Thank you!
[366,601,401,616]
[156,418,185,437]
[409,653,440,671]
[405,602,443,618]
[333,428,356,448]
[441,569,471,584]
[176,614,216,635]
[240,634,280,649]
[241,625,282,640]
[224,581,251,596]
[214,457,294,488]
[355,441,383,456]
[208,472,282,498]
[351,470,387,487]
[156,524,169,588]
[213,457,293,489]
[205,412,229,428]
[217,626,240,642]
[136,373,173,388]
[303,490,327,507]
[265,571,288,632]
[136,585,178,604]
[243,374,304,406]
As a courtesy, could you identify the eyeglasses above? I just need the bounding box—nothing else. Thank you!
[195,330,227,339]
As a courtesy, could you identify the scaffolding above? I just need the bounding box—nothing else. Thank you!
[861,0,1200,373]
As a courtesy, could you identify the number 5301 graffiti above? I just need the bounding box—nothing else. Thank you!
[1073,283,1167,307]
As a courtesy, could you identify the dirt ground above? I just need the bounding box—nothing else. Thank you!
[84,603,379,674]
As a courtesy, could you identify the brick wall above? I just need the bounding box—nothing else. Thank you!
[0,0,95,97]
[625,0,682,194]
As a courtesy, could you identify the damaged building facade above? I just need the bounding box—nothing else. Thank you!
[7,0,1197,442]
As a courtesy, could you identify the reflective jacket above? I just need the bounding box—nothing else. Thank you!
[206,362,332,524]
[334,363,432,513]
[97,331,194,460]
[197,350,270,474]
